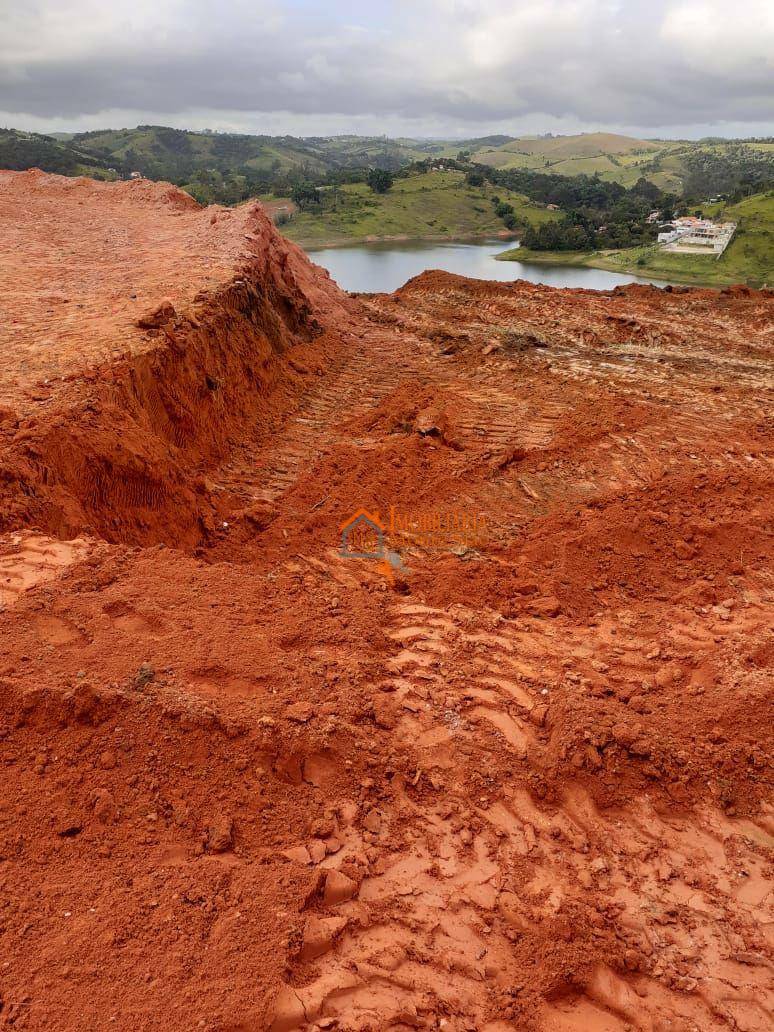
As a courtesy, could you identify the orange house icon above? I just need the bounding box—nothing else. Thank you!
[339,509,386,559]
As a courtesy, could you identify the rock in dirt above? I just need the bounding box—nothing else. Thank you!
[269,985,306,1032]
[136,300,177,329]
[206,815,234,853]
[92,789,118,825]
[322,869,357,906]
[286,701,314,723]
[134,663,155,688]
[299,914,348,961]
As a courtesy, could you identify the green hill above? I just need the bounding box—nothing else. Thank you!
[69,127,435,184]
[279,170,559,247]
[0,128,115,178]
[489,132,659,159]
[70,126,333,181]
[474,133,774,195]
[473,133,681,188]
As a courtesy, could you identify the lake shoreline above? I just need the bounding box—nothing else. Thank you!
[494,245,756,289]
[291,230,521,251]
[302,239,688,294]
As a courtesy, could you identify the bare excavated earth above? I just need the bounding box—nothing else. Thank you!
[0,171,772,1032]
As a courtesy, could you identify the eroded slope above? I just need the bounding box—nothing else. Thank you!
[0,170,350,545]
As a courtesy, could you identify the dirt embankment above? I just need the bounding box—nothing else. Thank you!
[0,174,771,1032]
[0,170,351,547]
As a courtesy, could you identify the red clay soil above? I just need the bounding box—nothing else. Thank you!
[0,171,772,1031]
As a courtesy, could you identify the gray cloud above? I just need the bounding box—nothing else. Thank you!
[0,0,772,136]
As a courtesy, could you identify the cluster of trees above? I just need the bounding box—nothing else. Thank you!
[290,181,322,210]
[519,177,679,252]
[680,145,774,202]
[184,168,283,206]
[455,165,682,252]
[485,165,633,209]
[185,164,396,208]
[521,220,597,252]
[287,167,393,215]
[489,196,522,231]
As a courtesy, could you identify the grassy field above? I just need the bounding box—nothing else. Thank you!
[473,133,774,194]
[279,171,560,247]
[496,191,774,287]
[472,133,684,189]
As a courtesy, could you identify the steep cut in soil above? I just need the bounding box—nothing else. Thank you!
[0,170,351,546]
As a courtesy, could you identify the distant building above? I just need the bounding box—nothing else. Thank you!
[658,216,736,254]
[546,203,560,210]
[646,210,661,223]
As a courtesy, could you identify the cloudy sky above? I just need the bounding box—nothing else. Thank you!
[2,0,773,139]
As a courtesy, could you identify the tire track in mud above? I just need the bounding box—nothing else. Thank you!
[260,293,771,1025]
[274,593,774,1031]
[235,280,772,1030]
[0,532,91,609]
[214,327,438,507]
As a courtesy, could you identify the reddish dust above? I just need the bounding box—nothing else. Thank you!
[0,172,771,1031]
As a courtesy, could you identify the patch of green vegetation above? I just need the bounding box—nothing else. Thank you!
[69,127,439,184]
[474,133,774,196]
[497,190,774,287]
[474,133,675,181]
[278,171,558,246]
[0,128,115,178]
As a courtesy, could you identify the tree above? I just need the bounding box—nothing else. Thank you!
[466,171,484,187]
[291,182,321,210]
[367,168,393,194]
[631,176,662,202]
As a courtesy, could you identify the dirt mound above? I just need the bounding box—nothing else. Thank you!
[0,170,352,546]
[0,177,771,1031]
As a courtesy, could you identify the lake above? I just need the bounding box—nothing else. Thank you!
[306,239,672,293]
